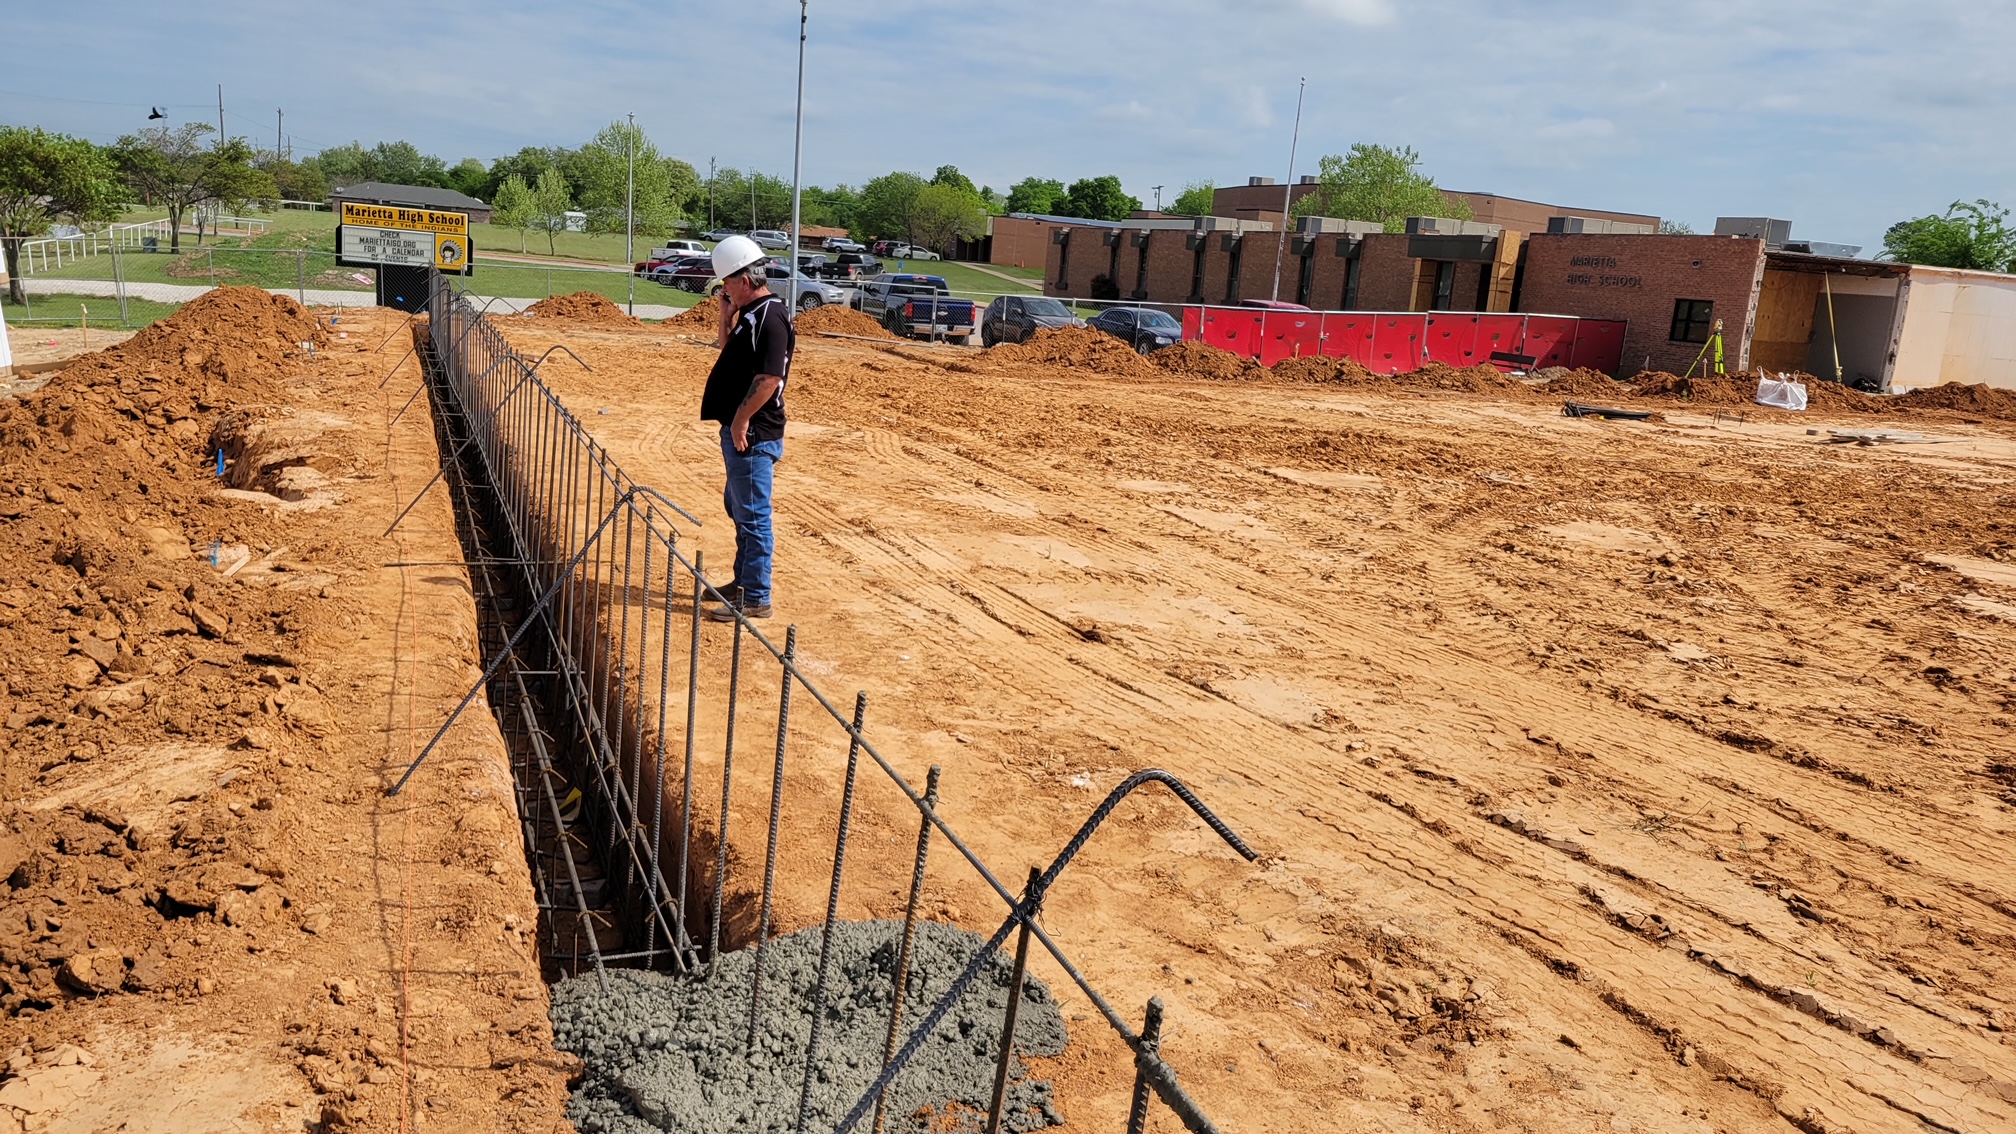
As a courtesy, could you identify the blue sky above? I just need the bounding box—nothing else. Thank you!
[5,0,2010,250]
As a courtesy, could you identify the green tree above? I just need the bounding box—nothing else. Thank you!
[662,157,703,218]
[800,184,860,232]
[573,120,686,241]
[113,124,266,252]
[310,140,450,189]
[446,158,489,200]
[1658,219,1695,235]
[909,183,987,255]
[979,185,1007,214]
[1058,175,1139,221]
[856,171,928,240]
[1882,200,2015,272]
[491,173,537,253]
[530,166,573,255]
[1291,143,1468,233]
[484,146,574,202]
[256,155,327,204]
[0,127,123,306]
[1169,179,1216,217]
[1005,176,1065,215]
[931,165,977,195]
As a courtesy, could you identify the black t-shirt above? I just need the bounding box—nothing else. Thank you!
[701,293,793,443]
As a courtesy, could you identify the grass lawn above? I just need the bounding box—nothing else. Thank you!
[469,263,704,309]
[3,293,182,329]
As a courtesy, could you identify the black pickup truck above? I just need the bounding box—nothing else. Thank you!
[852,274,977,344]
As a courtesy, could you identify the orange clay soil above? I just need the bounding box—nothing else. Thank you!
[488,316,2016,1133]
[0,292,571,1133]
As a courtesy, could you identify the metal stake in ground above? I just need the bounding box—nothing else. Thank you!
[873,764,941,1134]
[984,866,1045,1134]
[795,690,868,1131]
[1125,997,1166,1134]
[747,626,798,1047]
[708,617,746,971]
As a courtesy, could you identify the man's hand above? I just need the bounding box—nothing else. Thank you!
[730,414,751,452]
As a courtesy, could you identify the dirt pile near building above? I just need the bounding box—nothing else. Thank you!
[1532,367,1629,399]
[1150,341,1268,382]
[662,296,723,333]
[796,304,896,339]
[1894,381,2016,419]
[1270,355,1378,385]
[987,327,1158,379]
[1393,361,1531,395]
[1629,370,1757,405]
[52,286,325,412]
[523,291,640,326]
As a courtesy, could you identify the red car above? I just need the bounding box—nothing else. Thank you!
[638,256,715,293]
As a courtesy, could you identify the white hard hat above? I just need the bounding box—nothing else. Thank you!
[711,235,767,281]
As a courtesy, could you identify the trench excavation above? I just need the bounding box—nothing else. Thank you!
[400,275,1255,1133]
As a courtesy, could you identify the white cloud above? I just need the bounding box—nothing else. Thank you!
[1296,0,1397,24]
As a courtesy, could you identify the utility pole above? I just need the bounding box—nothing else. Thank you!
[1152,185,1164,212]
[788,0,808,314]
[276,108,283,161]
[626,112,637,316]
[1270,77,1305,303]
[708,156,716,229]
[216,85,225,150]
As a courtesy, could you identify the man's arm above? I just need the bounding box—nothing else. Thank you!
[729,375,784,452]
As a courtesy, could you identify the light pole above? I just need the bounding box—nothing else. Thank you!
[626,111,636,316]
[1270,77,1305,303]
[787,0,808,315]
[1152,184,1164,212]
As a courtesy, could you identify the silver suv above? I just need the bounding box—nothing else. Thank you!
[750,229,792,250]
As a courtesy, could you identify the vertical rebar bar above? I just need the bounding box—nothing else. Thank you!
[617,508,639,896]
[675,549,703,957]
[984,866,1043,1134]
[873,764,941,1134]
[709,615,745,971]
[795,692,867,1131]
[645,538,676,959]
[748,625,797,1046]
[1125,997,1167,1134]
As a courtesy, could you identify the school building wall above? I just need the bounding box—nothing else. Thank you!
[1516,233,1769,375]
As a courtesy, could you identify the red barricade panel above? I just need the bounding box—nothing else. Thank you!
[1521,316,1578,370]
[1568,319,1628,374]
[1475,315,1525,368]
[1423,314,1481,367]
[1182,306,1202,341]
[1198,309,1262,358]
[1261,312,1323,367]
[1370,315,1426,374]
[1318,315,1376,367]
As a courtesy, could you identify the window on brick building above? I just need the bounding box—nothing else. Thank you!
[1341,257,1361,309]
[1670,299,1715,343]
[1134,238,1150,300]
[1189,243,1207,302]
[1296,248,1315,307]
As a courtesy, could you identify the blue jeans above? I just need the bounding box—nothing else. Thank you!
[719,428,783,606]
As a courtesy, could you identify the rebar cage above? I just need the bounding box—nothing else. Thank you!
[391,271,1256,1133]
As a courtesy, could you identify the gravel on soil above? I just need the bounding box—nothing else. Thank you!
[553,920,1067,1134]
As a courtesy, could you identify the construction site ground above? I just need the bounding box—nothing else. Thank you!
[2,297,572,1132]
[490,312,2016,1134]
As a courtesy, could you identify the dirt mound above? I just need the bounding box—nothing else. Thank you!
[1395,361,1531,395]
[795,304,896,339]
[1629,370,1758,406]
[987,327,1158,379]
[523,290,639,325]
[1533,367,1628,399]
[1893,382,2016,419]
[662,295,723,332]
[1271,355,1377,384]
[1151,341,1268,382]
[53,286,325,413]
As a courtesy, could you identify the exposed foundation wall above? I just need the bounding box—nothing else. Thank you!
[1892,266,2016,390]
[1518,234,1768,375]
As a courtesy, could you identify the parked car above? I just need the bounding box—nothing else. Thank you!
[650,239,709,259]
[700,229,741,242]
[816,253,883,282]
[823,237,866,253]
[707,262,846,310]
[641,255,715,292]
[882,242,941,261]
[795,254,831,277]
[749,229,792,250]
[980,295,1085,346]
[1087,306,1184,353]
[854,274,976,343]
[1238,299,1311,310]
[869,240,901,257]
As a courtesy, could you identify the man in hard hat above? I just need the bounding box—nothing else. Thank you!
[699,235,792,621]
